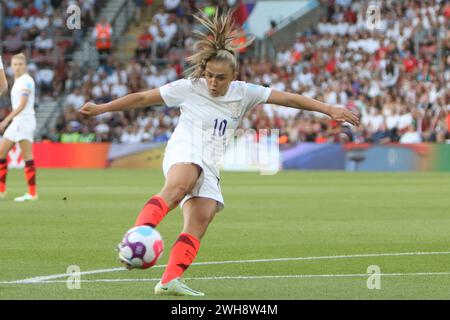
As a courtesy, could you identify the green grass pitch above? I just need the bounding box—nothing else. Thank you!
[0,168,449,299]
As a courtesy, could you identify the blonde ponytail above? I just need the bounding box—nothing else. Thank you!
[185,10,253,79]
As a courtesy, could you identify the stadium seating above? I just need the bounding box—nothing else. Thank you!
[1,0,449,144]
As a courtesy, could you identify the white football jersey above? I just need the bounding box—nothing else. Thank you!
[11,73,35,120]
[159,78,271,177]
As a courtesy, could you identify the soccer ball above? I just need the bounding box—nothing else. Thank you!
[118,226,164,269]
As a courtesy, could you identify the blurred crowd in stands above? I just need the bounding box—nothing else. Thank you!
[263,0,450,144]
[1,0,449,145]
[51,0,239,144]
[0,0,106,118]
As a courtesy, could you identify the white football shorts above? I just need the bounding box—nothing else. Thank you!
[162,141,224,213]
[3,118,36,143]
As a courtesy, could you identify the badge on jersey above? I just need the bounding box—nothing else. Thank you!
[229,102,241,121]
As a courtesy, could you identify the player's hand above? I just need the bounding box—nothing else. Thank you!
[79,102,104,117]
[0,120,8,133]
[329,106,361,126]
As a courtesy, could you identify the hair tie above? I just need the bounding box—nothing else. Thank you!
[225,48,235,55]
[217,48,234,55]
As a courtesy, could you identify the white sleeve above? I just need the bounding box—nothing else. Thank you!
[18,77,34,96]
[19,77,34,95]
[243,83,272,113]
[159,79,191,107]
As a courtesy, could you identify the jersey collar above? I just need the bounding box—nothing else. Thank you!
[192,78,244,102]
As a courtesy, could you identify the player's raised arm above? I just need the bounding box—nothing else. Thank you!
[266,89,361,127]
[79,87,165,117]
[0,55,8,96]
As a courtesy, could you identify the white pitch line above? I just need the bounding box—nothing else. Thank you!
[8,267,127,284]
[2,250,450,285]
[2,272,450,285]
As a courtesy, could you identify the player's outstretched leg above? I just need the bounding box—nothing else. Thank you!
[118,163,201,268]
[134,163,202,228]
[155,197,217,296]
[14,140,38,202]
[0,138,15,199]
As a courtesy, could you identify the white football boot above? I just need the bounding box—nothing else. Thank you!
[154,277,205,297]
[115,243,135,270]
[14,193,38,202]
[0,191,6,199]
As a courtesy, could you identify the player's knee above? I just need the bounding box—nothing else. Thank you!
[174,184,191,199]
[0,147,8,158]
[163,183,190,204]
[22,154,33,161]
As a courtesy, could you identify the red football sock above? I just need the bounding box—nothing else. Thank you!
[0,159,7,193]
[161,233,200,284]
[134,195,169,227]
[24,160,37,196]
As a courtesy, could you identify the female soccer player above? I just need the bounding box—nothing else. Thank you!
[0,54,38,201]
[80,12,360,296]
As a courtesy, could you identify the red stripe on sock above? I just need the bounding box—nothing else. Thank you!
[24,161,36,196]
[161,233,200,284]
